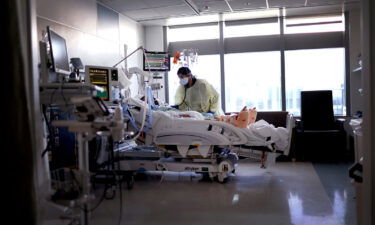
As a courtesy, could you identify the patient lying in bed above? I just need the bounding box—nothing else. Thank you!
[158,110,206,120]
[152,109,289,150]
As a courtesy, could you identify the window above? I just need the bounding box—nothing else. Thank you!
[224,22,280,38]
[165,13,347,115]
[224,51,281,112]
[285,48,346,116]
[167,24,219,42]
[284,14,344,34]
[168,55,221,106]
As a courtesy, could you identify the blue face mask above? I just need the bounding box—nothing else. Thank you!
[179,77,189,86]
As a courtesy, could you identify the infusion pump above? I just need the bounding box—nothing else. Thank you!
[85,65,120,102]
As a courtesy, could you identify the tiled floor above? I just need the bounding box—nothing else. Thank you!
[88,161,356,225]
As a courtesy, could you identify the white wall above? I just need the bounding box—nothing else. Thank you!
[37,0,97,35]
[36,0,145,69]
[118,15,146,97]
[119,15,144,68]
[145,26,164,51]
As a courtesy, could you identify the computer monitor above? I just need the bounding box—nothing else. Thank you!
[47,26,70,75]
[143,51,170,71]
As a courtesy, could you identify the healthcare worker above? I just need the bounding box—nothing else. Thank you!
[173,67,222,117]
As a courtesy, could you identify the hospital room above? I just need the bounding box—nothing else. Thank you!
[4,0,375,225]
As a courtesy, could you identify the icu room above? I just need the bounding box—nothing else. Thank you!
[5,0,375,225]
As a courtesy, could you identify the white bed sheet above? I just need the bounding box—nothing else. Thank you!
[239,120,289,150]
[149,110,289,150]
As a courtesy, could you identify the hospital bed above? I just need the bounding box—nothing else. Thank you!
[126,99,293,156]
[119,99,294,182]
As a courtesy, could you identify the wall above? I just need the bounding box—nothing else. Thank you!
[361,0,375,223]
[36,0,145,74]
[348,7,362,117]
[145,26,164,52]
[119,16,144,67]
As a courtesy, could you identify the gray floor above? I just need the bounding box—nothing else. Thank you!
[89,162,356,225]
[313,162,357,225]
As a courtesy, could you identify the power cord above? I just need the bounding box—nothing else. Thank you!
[115,143,123,225]
[41,105,54,157]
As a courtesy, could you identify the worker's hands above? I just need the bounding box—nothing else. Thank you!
[170,105,179,109]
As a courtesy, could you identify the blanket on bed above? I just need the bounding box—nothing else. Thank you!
[151,111,289,150]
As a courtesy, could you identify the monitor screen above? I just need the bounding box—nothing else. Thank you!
[85,65,120,102]
[47,26,70,75]
[143,51,170,71]
[86,67,110,101]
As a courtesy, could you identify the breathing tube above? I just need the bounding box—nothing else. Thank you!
[122,47,159,140]
[122,86,155,140]
[143,86,154,132]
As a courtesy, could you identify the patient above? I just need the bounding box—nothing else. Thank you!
[155,105,215,120]
[217,106,288,149]
[159,110,206,120]
[218,106,257,128]
[150,106,289,150]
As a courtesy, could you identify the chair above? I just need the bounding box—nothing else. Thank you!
[256,111,289,128]
[296,90,346,161]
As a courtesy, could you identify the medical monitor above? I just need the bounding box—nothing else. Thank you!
[85,65,119,102]
[47,26,70,75]
[143,51,170,71]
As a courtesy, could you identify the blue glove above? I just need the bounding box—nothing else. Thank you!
[171,105,179,109]
[207,110,215,115]
[202,112,215,119]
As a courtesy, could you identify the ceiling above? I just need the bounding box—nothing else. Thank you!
[97,0,359,25]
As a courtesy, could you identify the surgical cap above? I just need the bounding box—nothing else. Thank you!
[177,67,191,76]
